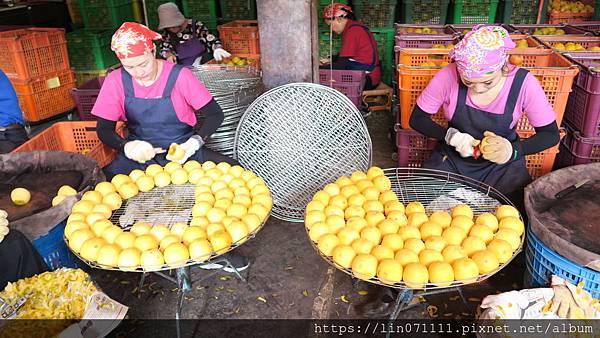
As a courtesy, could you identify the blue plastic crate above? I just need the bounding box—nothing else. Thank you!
[32,221,82,270]
[525,227,600,298]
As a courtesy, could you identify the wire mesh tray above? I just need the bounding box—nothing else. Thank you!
[66,181,270,273]
[306,167,525,290]
[234,83,373,222]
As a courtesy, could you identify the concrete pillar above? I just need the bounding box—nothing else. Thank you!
[256,0,319,88]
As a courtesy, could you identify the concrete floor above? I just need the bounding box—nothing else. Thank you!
[82,109,527,322]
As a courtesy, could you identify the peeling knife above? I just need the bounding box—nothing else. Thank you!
[555,179,590,199]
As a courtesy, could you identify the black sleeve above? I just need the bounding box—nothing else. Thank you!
[193,98,224,139]
[408,105,448,141]
[97,117,127,150]
[512,121,560,158]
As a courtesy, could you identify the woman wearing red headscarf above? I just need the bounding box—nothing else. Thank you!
[320,3,382,90]
[91,23,248,271]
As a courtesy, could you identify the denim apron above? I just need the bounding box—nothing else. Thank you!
[175,20,206,66]
[422,68,532,195]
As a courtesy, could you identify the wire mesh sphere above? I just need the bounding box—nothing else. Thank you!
[234,83,372,222]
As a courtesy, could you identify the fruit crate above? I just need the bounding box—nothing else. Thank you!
[75,64,120,86]
[510,23,591,35]
[351,0,397,28]
[66,0,83,28]
[525,227,600,298]
[395,24,456,35]
[32,221,82,270]
[11,70,77,123]
[395,127,562,179]
[562,54,600,136]
[400,0,450,24]
[220,0,257,21]
[71,76,106,121]
[318,0,348,29]
[217,20,259,55]
[67,29,119,70]
[382,59,394,85]
[394,43,454,67]
[569,21,600,33]
[394,36,459,58]
[12,121,126,168]
[535,35,600,54]
[448,23,518,35]
[511,34,547,51]
[145,0,181,31]
[549,12,593,25]
[556,122,600,167]
[507,49,579,130]
[0,28,70,81]
[318,69,366,107]
[450,0,500,24]
[372,28,396,65]
[79,0,135,30]
[500,0,548,24]
[205,53,261,70]
[181,0,217,29]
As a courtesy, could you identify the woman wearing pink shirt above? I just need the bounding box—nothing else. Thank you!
[409,25,560,199]
[91,23,247,272]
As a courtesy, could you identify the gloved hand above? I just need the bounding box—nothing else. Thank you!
[480,131,513,164]
[549,284,581,318]
[445,127,481,158]
[213,48,231,61]
[564,278,599,319]
[0,209,9,244]
[166,135,204,164]
[124,140,161,164]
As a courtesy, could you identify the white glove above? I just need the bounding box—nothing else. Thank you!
[192,56,203,68]
[166,136,204,164]
[124,140,161,164]
[213,48,231,61]
[445,127,481,158]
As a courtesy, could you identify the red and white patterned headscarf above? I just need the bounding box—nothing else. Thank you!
[111,22,162,59]
[323,3,352,19]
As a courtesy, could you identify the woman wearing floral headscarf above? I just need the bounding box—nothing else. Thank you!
[409,25,560,197]
[90,22,249,272]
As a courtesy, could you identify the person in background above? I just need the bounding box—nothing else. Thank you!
[157,2,230,67]
[91,22,248,272]
[0,69,28,153]
[320,3,382,91]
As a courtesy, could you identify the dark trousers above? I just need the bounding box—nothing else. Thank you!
[0,127,28,154]
[0,230,48,290]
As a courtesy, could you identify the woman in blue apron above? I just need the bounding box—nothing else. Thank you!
[358,25,560,317]
[320,3,382,91]
[157,2,230,66]
[91,23,248,272]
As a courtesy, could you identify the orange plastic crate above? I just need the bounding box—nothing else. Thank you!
[12,121,126,168]
[397,65,448,128]
[217,20,260,55]
[511,34,547,51]
[206,53,261,70]
[548,12,593,25]
[521,128,565,179]
[10,70,77,123]
[0,28,70,81]
[534,35,600,54]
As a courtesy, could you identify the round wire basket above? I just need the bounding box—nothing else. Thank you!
[191,64,264,156]
[66,183,271,273]
[307,167,525,290]
[234,83,373,222]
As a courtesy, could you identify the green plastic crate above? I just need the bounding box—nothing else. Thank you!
[352,0,397,28]
[382,59,393,85]
[500,0,547,24]
[78,0,131,6]
[79,0,135,30]
[181,0,217,28]
[67,29,119,70]
[145,0,181,31]
[400,0,450,24]
[220,0,257,21]
[318,31,342,59]
[451,0,499,23]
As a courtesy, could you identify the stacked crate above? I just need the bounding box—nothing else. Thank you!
[220,0,257,21]
[393,25,580,179]
[0,28,76,123]
[216,20,260,68]
[78,0,135,30]
[556,53,600,167]
[182,0,218,31]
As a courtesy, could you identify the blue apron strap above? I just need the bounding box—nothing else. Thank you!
[162,64,184,97]
[503,68,529,117]
[121,69,135,98]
